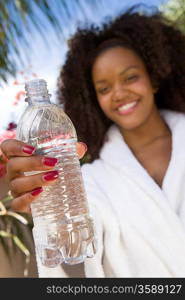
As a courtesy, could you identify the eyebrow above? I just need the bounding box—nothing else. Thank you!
[94,65,139,85]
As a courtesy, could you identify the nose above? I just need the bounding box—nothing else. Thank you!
[112,83,129,102]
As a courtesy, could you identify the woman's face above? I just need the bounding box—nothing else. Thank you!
[92,46,157,132]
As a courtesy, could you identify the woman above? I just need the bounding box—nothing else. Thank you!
[1,6,185,277]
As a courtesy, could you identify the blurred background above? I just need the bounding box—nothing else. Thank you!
[0,0,182,132]
[0,0,184,277]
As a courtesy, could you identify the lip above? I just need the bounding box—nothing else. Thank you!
[115,100,140,115]
[114,99,139,110]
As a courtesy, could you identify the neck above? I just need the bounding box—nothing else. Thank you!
[120,108,171,153]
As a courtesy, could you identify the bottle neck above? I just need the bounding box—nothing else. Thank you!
[26,95,51,105]
[25,79,51,105]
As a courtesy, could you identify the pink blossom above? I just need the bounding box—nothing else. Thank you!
[13,90,25,105]
[13,80,19,85]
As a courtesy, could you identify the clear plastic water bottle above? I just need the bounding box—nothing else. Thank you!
[16,78,96,268]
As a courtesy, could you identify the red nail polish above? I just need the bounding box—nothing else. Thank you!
[23,145,35,154]
[31,187,43,196]
[43,170,59,181]
[43,157,58,167]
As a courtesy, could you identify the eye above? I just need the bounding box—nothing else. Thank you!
[97,87,110,95]
[125,75,139,83]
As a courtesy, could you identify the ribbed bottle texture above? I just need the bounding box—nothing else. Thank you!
[16,79,96,268]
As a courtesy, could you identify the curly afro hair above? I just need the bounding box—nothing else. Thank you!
[57,5,185,163]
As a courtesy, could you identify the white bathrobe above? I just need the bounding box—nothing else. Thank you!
[37,109,185,277]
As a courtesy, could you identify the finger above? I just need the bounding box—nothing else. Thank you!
[76,142,87,159]
[7,155,58,181]
[11,187,43,213]
[10,170,59,197]
[1,139,35,159]
[1,139,87,160]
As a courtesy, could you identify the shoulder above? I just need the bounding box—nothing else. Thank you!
[81,160,108,208]
[81,157,108,192]
[81,161,119,233]
[81,160,104,194]
[81,159,103,177]
[160,109,185,127]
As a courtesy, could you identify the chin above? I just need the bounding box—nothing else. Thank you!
[114,108,153,132]
[120,123,142,132]
[115,117,144,132]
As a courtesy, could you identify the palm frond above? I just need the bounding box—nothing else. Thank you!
[0,0,103,82]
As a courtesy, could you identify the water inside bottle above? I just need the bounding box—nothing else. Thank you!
[27,138,96,267]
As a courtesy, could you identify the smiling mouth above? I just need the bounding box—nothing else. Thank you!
[116,100,139,115]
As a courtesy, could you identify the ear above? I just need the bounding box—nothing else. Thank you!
[152,81,159,94]
[153,86,159,94]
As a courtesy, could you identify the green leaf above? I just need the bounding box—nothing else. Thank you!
[0,230,30,257]
[0,0,104,82]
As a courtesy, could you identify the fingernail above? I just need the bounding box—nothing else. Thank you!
[31,187,43,196]
[43,157,58,167]
[23,145,35,154]
[43,170,59,181]
[80,142,88,152]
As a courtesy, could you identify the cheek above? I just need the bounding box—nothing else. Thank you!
[135,83,155,106]
[97,96,109,111]
[140,79,154,95]
[97,98,114,119]
[133,80,149,94]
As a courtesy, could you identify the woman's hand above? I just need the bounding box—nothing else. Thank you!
[0,139,87,213]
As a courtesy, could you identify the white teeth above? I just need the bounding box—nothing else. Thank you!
[118,101,137,111]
